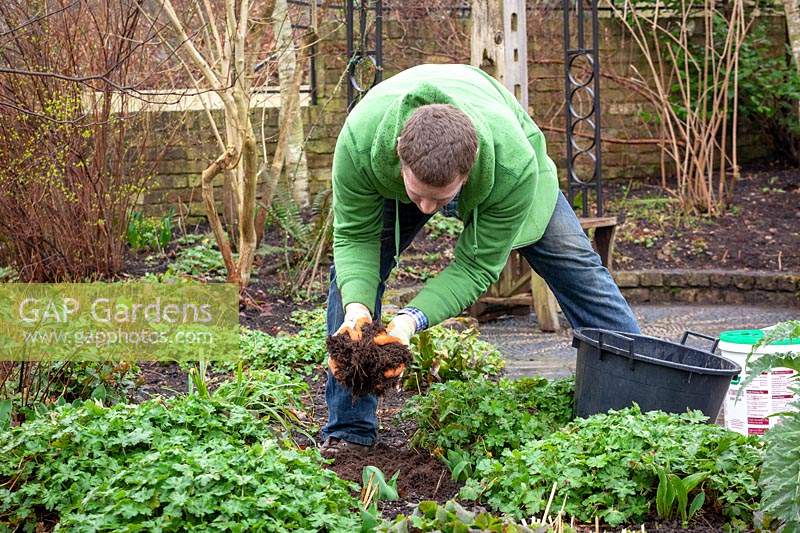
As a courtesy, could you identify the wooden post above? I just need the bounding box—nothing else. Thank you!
[532,274,560,332]
[470,0,528,109]
[471,0,562,331]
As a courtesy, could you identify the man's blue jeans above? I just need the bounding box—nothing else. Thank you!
[323,192,640,445]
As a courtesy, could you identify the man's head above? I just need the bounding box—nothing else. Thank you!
[397,104,478,214]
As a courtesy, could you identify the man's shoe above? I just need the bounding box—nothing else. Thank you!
[319,436,372,458]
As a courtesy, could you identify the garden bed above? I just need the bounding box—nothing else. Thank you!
[610,164,799,272]
[301,369,463,518]
[2,307,789,531]
[2,164,791,531]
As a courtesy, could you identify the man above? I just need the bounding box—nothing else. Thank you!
[321,63,640,456]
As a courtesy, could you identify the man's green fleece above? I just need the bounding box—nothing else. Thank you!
[332,64,559,326]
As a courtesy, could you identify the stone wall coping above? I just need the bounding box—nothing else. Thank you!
[87,86,312,113]
[614,269,799,307]
[613,268,800,291]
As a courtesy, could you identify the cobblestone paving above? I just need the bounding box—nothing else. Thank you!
[480,304,798,379]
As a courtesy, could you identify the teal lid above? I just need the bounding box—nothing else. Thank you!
[719,329,800,346]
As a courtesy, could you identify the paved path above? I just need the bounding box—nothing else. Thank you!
[479,304,798,379]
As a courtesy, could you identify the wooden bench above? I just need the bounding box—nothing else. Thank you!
[468,215,618,331]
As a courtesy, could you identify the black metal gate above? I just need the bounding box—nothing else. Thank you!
[340,1,604,214]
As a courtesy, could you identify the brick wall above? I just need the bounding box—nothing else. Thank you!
[137,8,788,219]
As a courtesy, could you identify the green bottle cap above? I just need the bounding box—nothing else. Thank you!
[719,329,800,346]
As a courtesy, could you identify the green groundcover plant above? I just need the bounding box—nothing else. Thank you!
[127,210,174,253]
[239,309,327,374]
[378,500,540,533]
[164,234,229,281]
[401,377,574,480]
[461,406,763,528]
[213,368,315,442]
[0,360,139,430]
[404,325,505,390]
[0,390,359,531]
[425,212,463,240]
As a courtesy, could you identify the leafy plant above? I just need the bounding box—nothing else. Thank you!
[440,448,475,483]
[655,467,707,527]
[263,188,335,300]
[736,320,800,531]
[126,209,175,252]
[187,359,211,399]
[0,393,360,531]
[401,377,574,479]
[266,187,314,249]
[760,408,800,532]
[461,406,763,528]
[739,320,800,392]
[213,367,313,441]
[0,266,17,282]
[239,309,327,374]
[362,465,400,504]
[174,232,205,246]
[404,325,505,390]
[378,500,540,533]
[735,25,800,165]
[360,465,400,530]
[0,360,139,427]
[425,212,463,239]
[166,234,229,280]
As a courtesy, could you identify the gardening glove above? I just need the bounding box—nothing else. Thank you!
[329,303,372,375]
[373,314,416,378]
[334,302,372,340]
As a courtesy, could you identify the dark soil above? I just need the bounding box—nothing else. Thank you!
[610,165,800,272]
[238,284,305,335]
[567,509,738,532]
[639,509,740,532]
[298,368,462,519]
[127,361,232,403]
[327,445,461,517]
[327,322,412,397]
[128,361,188,402]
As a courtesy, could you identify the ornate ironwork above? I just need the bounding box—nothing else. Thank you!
[562,0,604,216]
[345,0,383,111]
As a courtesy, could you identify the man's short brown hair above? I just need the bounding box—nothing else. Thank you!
[397,104,478,187]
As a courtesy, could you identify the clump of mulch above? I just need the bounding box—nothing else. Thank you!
[326,322,412,397]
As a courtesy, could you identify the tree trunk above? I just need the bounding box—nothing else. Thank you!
[273,0,309,208]
[784,0,800,117]
[254,30,311,245]
[786,0,800,75]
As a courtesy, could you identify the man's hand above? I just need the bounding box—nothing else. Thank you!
[373,314,416,378]
[334,303,372,340]
[374,314,416,346]
[329,303,372,376]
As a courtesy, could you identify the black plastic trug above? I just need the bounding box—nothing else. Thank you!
[572,328,741,420]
